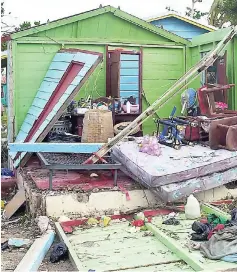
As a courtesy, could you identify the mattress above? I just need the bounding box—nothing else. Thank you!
[112,141,237,187]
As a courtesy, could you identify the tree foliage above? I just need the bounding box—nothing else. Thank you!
[1,1,41,51]
[166,0,208,20]
[209,0,237,27]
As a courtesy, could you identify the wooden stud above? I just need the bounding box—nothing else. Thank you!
[201,203,231,221]
[55,222,85,272]
[145,222,205,271]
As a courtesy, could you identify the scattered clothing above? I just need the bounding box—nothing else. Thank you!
[207,224,225,240]
[50,242,68,263]
[207,213,227,227]
[200,225,237,260]
[191,221,212,241]
[227,208,237,226]
[162,217,180,225]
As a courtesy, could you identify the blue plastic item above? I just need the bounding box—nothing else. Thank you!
[221,254,237,263]
[1,168,14,177]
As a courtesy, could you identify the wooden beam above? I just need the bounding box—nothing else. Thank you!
[55,222,84,272]
[15,37,184,48]
[201,203,231,221]
[14,231,55,272]
[9,142,104,154]
[7,41,15,170]
[145,223,205,271]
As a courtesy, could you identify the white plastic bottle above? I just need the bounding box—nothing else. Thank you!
[185,194,201,219]
[126,101,131,113]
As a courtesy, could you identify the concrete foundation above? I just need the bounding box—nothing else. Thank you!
[17,169,237,219]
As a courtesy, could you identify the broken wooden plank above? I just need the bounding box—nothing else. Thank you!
[144,222,205,271]
[8,142,104,154]
[55,222,85,272]
[201,203,231,221]
[4,190,26,219]
[14,230,55,272]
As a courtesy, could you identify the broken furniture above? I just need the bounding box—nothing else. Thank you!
[37,152,121,190]
[209,116,237,151]
[197,84,236,117]
[155,107,199,149]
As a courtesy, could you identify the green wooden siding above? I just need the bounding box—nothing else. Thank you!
[13,10,187,135]
[31,13,172,44]
[142,47,185,134]
[189,38,237,111]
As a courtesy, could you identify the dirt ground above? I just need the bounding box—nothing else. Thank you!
[1,213,74,272]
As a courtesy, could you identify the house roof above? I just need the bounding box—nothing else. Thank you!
[1,6,190,45]
[147,13,216,32]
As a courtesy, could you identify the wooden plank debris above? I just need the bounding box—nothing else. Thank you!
[55,222,84,272]
[201,203,231,221]
[4,190,26,219]
[14,230,55,272]
[9,142,104,154]
[144,222,205,271]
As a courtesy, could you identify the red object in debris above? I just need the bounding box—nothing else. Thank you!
[147,217,152,223]
[132,220,144,227]
[207,224,225,240]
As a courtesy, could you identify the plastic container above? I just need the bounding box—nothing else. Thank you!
[185,194,201,219]
[126,101,131,113]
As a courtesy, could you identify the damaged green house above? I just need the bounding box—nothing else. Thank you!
[3,5,191,143]
[2,6,237,147]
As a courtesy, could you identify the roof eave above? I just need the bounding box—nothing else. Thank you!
[147,14,215,32]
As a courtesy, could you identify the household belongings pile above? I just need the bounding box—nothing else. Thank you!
[190,208,237,262]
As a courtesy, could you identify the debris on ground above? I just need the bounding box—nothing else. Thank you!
[3,190,26,219]
[90,173,99,178]
[8,238,32,248]
[58,216,71,223]
[87,217,99,226]
[99,216,111,227]
[50,242,68,263]
[1,239,9,251]
[162,217,180,225]
[36,216,50,234]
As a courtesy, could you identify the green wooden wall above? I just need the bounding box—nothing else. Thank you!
[189,36,237,111]
[31,13,172,43]
[12,12,186,136]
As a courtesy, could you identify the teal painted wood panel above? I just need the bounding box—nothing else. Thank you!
[9,143,104,153]
[120,61,139,68]
[120,76,139,84]
[120,68,139,76]
[120,83,139,91]
[14,49,100,167]
[45,69,65,79]
[53,53,74,62]
[120,54,139,61]
[44,78,61,83]
[28,105,43,117]
[32,97,48,109]
[49,61,70,71]
[73,53,98,65]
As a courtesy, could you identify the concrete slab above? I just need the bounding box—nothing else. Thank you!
[46,189,161,218]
